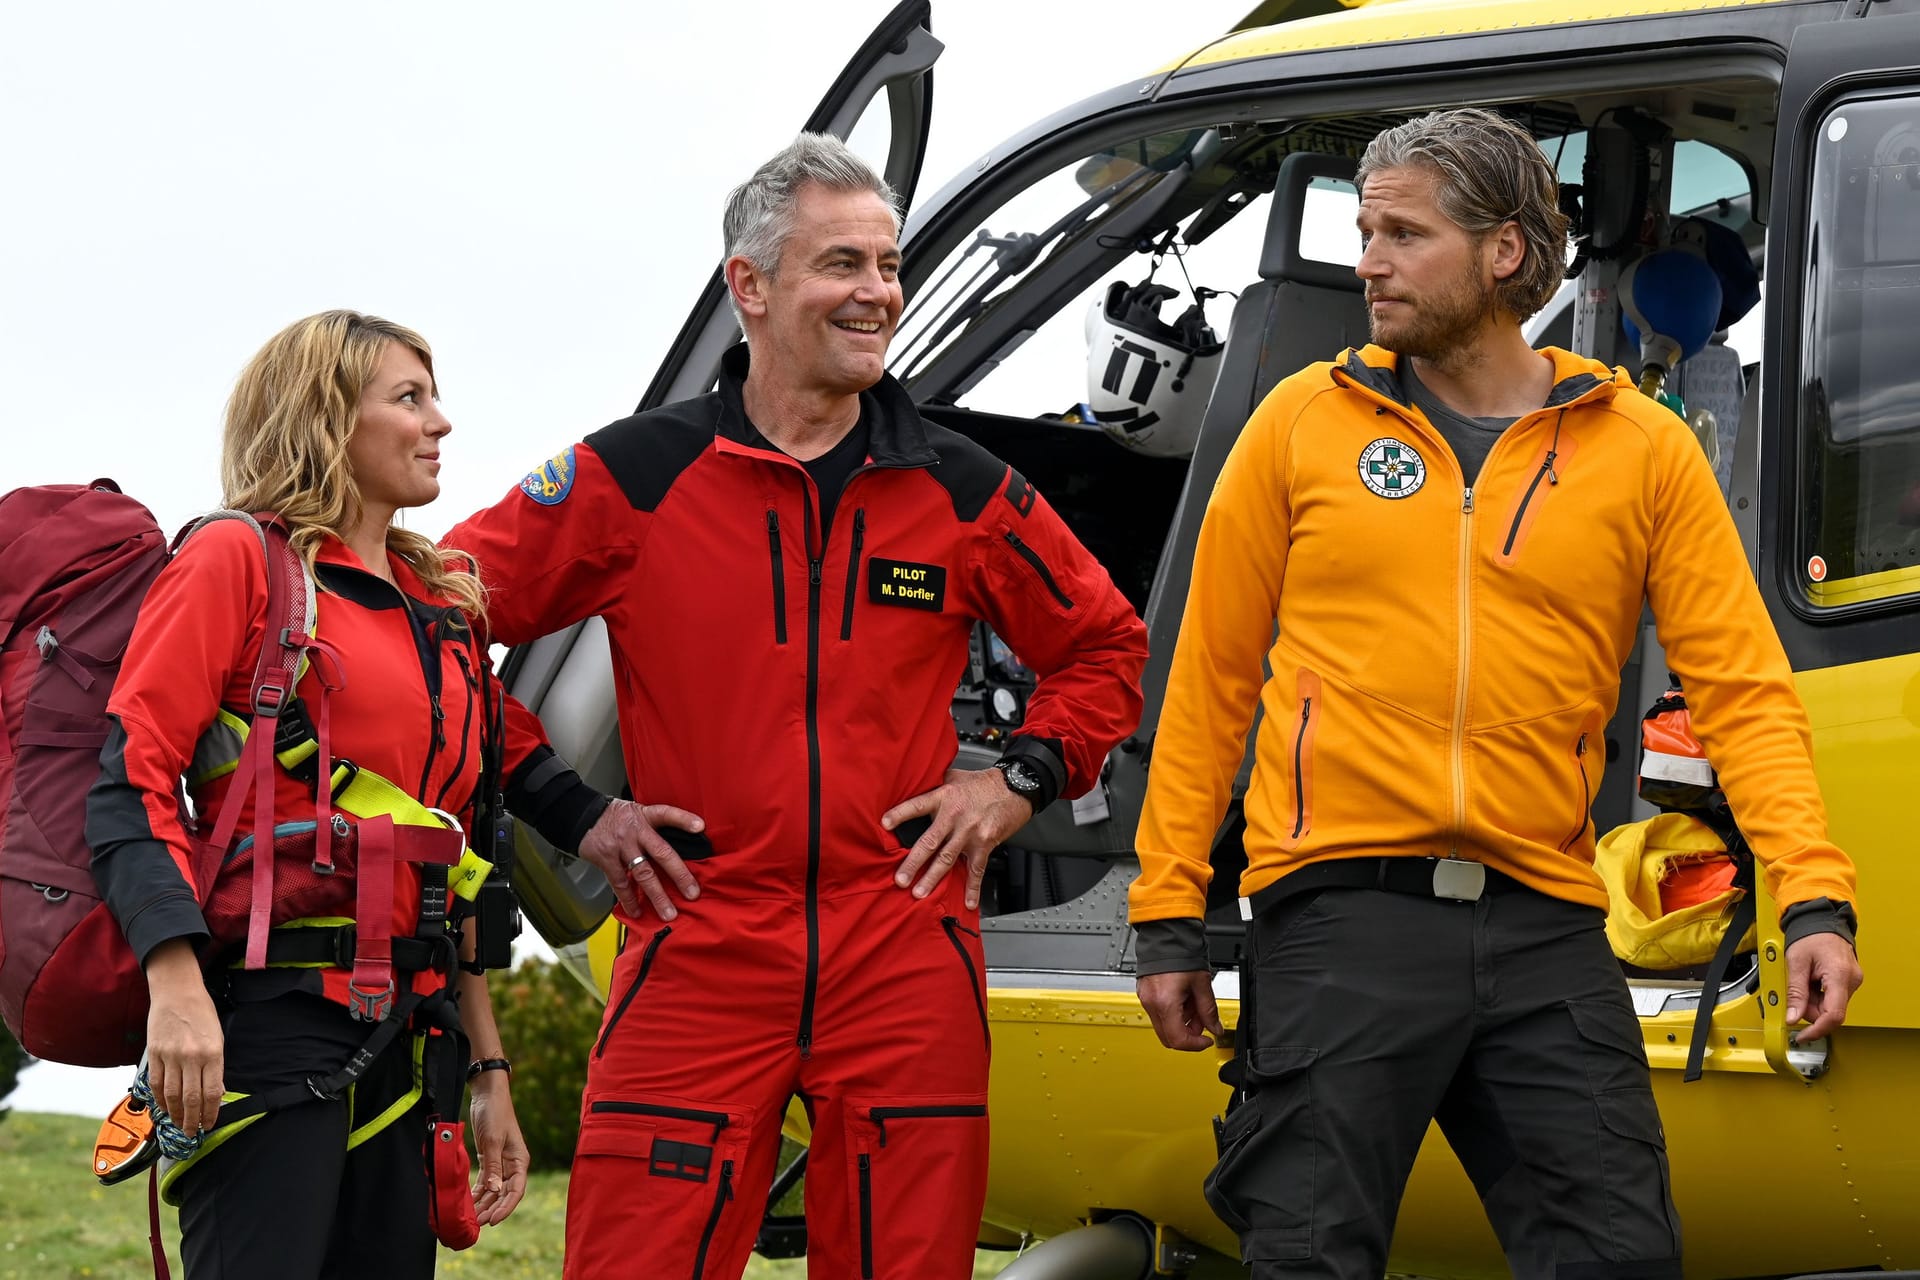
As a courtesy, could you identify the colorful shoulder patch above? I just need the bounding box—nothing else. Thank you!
[520,447,576,506]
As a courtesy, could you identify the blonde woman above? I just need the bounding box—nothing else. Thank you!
[88,312,612,1277]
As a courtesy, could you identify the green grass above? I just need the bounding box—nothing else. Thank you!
[1,1113,1012,1279]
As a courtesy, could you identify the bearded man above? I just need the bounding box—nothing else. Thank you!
[1127,108,1862,1279]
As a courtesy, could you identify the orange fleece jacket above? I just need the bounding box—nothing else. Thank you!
[1130,345,1857,927]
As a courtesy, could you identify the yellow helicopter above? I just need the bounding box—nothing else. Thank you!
[503,0,1920,1273]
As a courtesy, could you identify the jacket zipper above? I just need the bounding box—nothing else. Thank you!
[1291,696,1313,839]
[586,1097,730,1144]
[690,1158,735,1279]
[766,511,788,645]
[1451,487,1474,851]
[1003,531,1073,609]
[798,490,824,1059]
[594,925,671,1059]
[436,648,479,810]
[388,598,448,801]
[1501,409,1568,557]
[940,916,991,1053]
[858,1153,874,1278]
[869,1103,989,1147]
[1558,733,1592,853]
[840,508,866,641]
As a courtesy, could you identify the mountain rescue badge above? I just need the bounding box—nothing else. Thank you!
[1358,437,1425,500]
[520,447,576,506]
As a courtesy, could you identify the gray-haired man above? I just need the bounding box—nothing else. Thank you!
[447,133,1147,1277]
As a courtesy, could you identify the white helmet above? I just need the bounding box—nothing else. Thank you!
[1084,278,1223,458]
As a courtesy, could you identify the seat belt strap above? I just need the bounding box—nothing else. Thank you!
[1684,850,1756,1083]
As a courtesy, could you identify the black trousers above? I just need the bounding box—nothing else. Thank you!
[175,990,435,1280]
[1206,881,1683,1280]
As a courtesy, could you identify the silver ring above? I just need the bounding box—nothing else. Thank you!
[628,854,648,870]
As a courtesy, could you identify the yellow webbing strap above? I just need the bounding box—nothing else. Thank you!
[331,764,494,900]
[158,1031,428,1200]
[157,1091,268,1206]
[346,1035,426,1153]
[246,916,356,969]
[189,711,494,899]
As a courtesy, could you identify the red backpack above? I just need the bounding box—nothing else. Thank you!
[0,480,312,1066]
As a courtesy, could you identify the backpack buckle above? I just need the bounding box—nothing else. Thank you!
[253,683,288,716]
[328,758,362,799]
[327,923,359,969]
[348,978,395,1023]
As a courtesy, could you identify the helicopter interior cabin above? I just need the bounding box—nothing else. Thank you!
[897,70,1919,1013]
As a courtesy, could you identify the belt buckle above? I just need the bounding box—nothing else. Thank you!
[1431,857,1486,902]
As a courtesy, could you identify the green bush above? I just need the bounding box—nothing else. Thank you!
[485,958,604,1171]
[0,1022,25,1124]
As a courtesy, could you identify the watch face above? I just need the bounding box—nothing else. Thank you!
[1000,760,1041,794]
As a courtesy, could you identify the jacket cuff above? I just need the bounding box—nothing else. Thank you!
[1133,917,1210,975]
[505,746,612,854]
[1781,897,1858,950]
[121,891,210,968]
[1000,734,1066,811]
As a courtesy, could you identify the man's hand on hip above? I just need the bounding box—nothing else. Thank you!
[1785,931,1864,1044]
[883,767,1031,911]
[577,799,705,921]
[1137,971,1226,1052]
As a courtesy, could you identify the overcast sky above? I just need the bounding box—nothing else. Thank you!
[4,0,1243,1115]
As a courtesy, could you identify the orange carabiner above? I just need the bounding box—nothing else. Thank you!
[93,1090,161,1186]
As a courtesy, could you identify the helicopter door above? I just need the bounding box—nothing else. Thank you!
[503,1,942,948]
[636,0,941,412]
[1747,10,1920,1069]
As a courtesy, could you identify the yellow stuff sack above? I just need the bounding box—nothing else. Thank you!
[1595,812,1755,970]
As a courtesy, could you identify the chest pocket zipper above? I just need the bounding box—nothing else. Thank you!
[841,509,866,641]
[437,648,479,810]
[767,511,788,645]
[1500,409,1568,561]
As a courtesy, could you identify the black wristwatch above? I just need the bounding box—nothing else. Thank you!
[993,757,1044,807]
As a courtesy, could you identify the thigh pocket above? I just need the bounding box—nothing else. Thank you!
[578,1095,752,1279]
[1203,1045,1316,1263]
[1567,996,1654,1095]
[1570,1000,1682,1257]
[1594,1087,1683,1258]
[846,1093,988,1280]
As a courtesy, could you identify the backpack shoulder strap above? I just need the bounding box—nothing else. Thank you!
[189,512,315,969]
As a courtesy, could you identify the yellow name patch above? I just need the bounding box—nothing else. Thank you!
[868,558,946,612]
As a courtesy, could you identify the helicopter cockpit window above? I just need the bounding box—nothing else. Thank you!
[892,134,1192,396]
[1541,132,1753,219]
[1796,94,1920,609]
[972,170,1360,432]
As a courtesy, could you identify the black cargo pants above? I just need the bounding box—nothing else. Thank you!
[1205,870,1683,1279]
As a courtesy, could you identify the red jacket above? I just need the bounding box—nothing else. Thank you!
[446,347,1148,909]
[89,521,602,1004]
